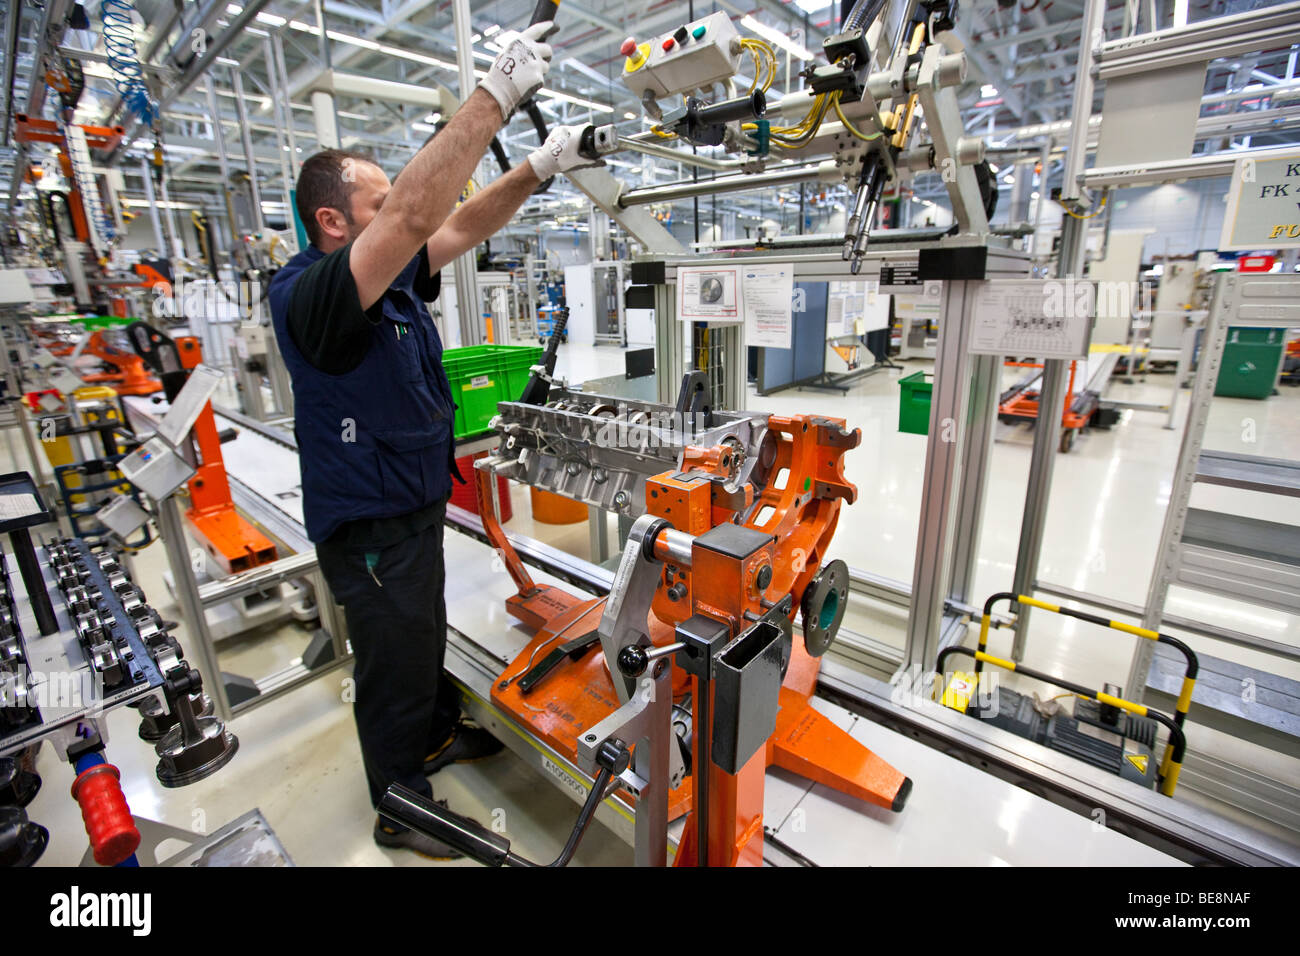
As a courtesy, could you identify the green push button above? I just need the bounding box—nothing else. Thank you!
[692,24,706,39]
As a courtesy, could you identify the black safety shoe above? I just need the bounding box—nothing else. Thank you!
[423,721,505,775]
[373,815,463,861]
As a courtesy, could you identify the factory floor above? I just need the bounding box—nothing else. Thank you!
[17,341,1300,865]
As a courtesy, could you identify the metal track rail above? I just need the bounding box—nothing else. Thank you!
[191,401,1296,863]
[817,661,1300,867]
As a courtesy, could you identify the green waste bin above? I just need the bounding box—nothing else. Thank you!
[1215,327,1285,400]
[898,371,933,435]
[441,344,543,439]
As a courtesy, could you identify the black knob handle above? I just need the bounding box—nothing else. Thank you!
[596,738,630,775]
[617,644,647,678]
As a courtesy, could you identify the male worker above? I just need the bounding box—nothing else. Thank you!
[268,22,596,859]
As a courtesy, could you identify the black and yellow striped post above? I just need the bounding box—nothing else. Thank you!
[977,591,1199,737]
[960,591,1200,796]
[935,645,1188,797]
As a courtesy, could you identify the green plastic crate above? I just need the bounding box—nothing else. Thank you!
[66,315,141,331]
[898,371,933,435]
[1215,327,1285,400]
[442,344,543,439]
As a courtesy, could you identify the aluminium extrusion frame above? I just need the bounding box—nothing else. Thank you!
[1133,272,1300,698]
[1094,1,1300,80]
[1006,0,1300,831]
[591,260,628,347]
[1019,273,1300,833]
[143,405,352,722]
[643,236,1030,678]
[1005,0,1300,649]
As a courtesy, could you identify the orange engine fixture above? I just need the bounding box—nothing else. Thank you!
[171,336,278,574]
[481,412,910,866]
[76,331,163,397]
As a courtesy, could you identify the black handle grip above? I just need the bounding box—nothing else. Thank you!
[529,0,561,34]
[692,90,766,126]
[379,784,512,866]
[549,308,568,338]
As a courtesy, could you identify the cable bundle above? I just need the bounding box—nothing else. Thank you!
[100,0,156,124]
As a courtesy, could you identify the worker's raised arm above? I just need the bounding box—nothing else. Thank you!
[349,22,554,310]
[426,125,601,273]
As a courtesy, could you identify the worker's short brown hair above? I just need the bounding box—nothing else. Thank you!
[294,148,377,247]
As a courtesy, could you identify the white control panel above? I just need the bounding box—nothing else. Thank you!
[621,11,742,101]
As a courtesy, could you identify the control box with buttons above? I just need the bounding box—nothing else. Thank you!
[621,11,742,103]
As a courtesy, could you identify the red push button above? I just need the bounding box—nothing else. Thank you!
[620,37,637,56]
[662,37,675,51]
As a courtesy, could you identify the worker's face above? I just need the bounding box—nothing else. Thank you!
[343,161,391,238]
[314,160,389,248]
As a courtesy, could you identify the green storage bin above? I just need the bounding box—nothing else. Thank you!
[898,371,933,435]
[1215,327,1285,400]
[442,344,543,438]
[67,314,140,331]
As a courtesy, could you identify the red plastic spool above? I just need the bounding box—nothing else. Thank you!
[70,762,140,867]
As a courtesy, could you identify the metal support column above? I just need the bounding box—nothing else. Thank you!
[156,175,185,261]
[947,352,999,603]
[157,494,230,722]
[231,68,267,235]
[264,38,296,222]
[588,506,610,564]
[272,34,301,174]
[1009,0,1105,659]
[310,91,341,150]
[139,157,168,254]
[450,0,481,346]
[903,279,982,673]
[204,74,240,262]
[0,320,48,490]
[310,0,340,157]
[654,282,684,404]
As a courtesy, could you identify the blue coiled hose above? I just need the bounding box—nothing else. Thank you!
[100,0,156,124]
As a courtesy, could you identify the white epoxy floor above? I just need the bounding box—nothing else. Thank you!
[14,340,1299,865]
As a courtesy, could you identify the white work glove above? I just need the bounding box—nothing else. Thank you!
[478,22,554,121]
[527,125,605,181]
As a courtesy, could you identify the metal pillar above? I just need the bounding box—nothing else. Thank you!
[266,335,295,417]
[311,91,341,150]
[313,0,332,69]
[450,0,481,346]
[231,68,267,235]
[272,32,303,257]
[0,320,48,490]
[588,506,611,564]
[156,176,185,261]
[204,73,241,268]
[947,352,999,603]
[272,34,301,173]
[157,494,230,722]
[654,282,684,404]
[265,38,296,222]
[139,157,168,254]
[1008,0,1105,659]
[903,279,984,673]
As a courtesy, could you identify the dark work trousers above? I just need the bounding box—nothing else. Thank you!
[316,510,461,810]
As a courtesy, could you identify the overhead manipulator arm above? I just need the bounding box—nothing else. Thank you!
[830,0,964,272]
